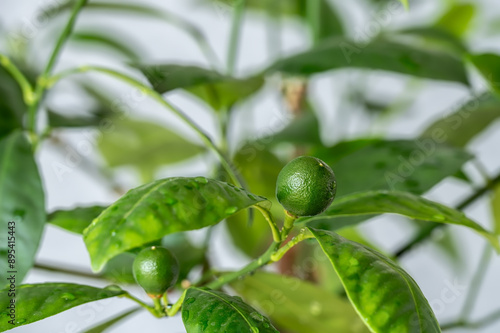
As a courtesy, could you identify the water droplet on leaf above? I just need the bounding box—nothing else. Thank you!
[250,312,264,322]
[184,297,196,304]
[225,206,238,215]
[195,176,208,184]
[309,301,322,316]
[61,293,76,301]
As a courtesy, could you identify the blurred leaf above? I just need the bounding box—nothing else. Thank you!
[182,287,279,332]
[0,66,25,139]
[309,228,441,333]
[0,283,126,330]
[435,3,476,38]
[432,225,461,265]
[48,205,106,234]
[268,38,469,84]
[100,253,136,284]
[226,145,284,257]
[470,54,500,96]
[162,233,206,282]
[98,117,204,182]
[0,131,45,287]
[83,177,269,271]
[314,139,472,197]
[316,0,344,40]
[421,92,500,147]
[492,184,500,235]
[47,110,104,128]
[70,30,142,60]
[392,27,468,55]
[83,308,140,333]
[300,190,500,251]
[136,64,264,111]
[262,104,321,146]
[230,271,369,333]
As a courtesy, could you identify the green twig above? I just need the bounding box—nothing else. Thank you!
[254,205,281,242]
[0,54,34,105]
[395,172,500,257]
[271,229,313,262]
[227,0,246,75]
[166,290,187,317]
[441,308,500,330]
[459,245,492,320]
[49,65,243,187]
[28,0,88,136]
[281,210,298,241]
[123,293,162,318]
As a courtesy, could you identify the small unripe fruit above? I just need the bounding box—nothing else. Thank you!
[133,246,179,298]
[276,156,337,217]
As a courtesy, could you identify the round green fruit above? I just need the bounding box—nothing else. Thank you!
[133,246,179,298]
[276,156,337,217]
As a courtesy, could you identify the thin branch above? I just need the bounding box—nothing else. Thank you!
[0,54,34,105]
[442,308,500,330]
[227,0,246,75]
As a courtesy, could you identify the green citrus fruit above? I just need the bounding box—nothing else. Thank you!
[133,246,179,298]
[276,156,337,217]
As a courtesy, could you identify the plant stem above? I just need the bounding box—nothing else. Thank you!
[166,290,187,317]
[227,0,246,75]
[395,172,500,257]
[34,262,105,280]
[152,297,163,314]
[0,54,34,105]
[49,65,243,187]
[28,0,87,136]
[281,211,297,241]
[254,205,281,242]
[123,293,162,318]
[459,245,492,319]
[206,241,280,290]
[271,229,313,262]
[441,308,500,330]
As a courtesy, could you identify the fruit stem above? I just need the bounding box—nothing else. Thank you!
[271,229,314,262]
[166,289,187,317]
[152,297,163,314]
[254,205,281,243]
[281,210,297,241]
[123,293,164,318]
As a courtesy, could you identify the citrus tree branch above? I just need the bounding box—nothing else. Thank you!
[49,65,243,187]
[395,172,500,257]
[0,54,34,105]
[28,0,87,136]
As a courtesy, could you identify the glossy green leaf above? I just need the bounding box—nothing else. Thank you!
[137,64,264,111]
[435,3,476,38]
[182,287,279,332]
[492,184,500,235]
[300,190,500,251]
[0,283,126,330]
[470,54,500,96]
[98,117,204,182]
[230,271,369,333]
[309,228,441,332]
[268,38,469,84]
[84,177,269,271]
[314,139,472,197]
[0,66,25,139]
[226,145,284,257]
[0,131,45,286]
[83,308,140,333]
[71,30,142,60]
[420,92,500,147]
[48,205,106,234]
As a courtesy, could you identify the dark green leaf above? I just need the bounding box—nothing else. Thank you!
[71,30,142,60]
[137,64,264,111]
[100,253,136,284]
[162,233,206,282]
[48,205,106,234]
[300,190,500,251]
[83,308,140,333]
[226,145,284,257]
[182,287,278,332]
[98,117,204,182]
[0,283,126,330]
[314,139,472,197]
[420,92,500,147]
[268,38,469,84]
[84,177,269,271]
[309,228,441,332]
[470,54,500,96]
[0,67,25,139]
[230,271,369,333]
[47,110,104,128]
[0,131,45,286]
[262,105,321,146]
[315,0,345,40]
[391,27,468,55]
[435,3,476,38]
